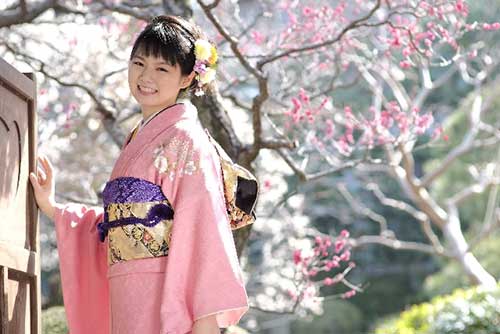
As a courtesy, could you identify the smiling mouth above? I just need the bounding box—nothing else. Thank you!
[138,85,158,94]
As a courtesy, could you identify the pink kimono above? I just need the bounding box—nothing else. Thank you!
[54,102,249,334]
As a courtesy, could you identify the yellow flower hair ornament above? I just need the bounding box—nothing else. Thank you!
[193,39,218,96]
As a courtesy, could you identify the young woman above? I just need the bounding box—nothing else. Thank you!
[30,15,249,334]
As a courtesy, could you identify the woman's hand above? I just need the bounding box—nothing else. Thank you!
[29,155,57,221]
[192,314,220,334]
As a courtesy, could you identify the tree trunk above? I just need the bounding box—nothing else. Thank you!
[443,206,497,288]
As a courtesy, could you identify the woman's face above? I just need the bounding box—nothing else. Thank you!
[128,52,194,117]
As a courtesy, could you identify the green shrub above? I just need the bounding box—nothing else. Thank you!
[42,306,68,334]
[375,284,500,334]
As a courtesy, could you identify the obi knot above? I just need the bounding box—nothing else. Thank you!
[98,202,174,243]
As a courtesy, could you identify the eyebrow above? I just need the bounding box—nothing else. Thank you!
[133,55,170,65]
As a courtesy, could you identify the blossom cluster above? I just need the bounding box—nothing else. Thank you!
[285,88,447,157]
[288,229,358,304]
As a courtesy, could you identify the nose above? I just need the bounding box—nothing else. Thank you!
[138,65,155,82]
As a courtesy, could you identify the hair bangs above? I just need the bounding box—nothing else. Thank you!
[130,24,192,68]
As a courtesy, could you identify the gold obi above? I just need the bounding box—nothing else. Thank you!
[106,200,174,265]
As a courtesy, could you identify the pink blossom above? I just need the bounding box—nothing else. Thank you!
[325,119,335,139]
[69,37,78,47]
[251,31,265,45]
[340,250,351,261]
[455,0,469,17]
[323,277,335,286]
[68,102,78,111]
[287,10,298,25]
[333,137,352,156]
[402,47,413,57]
[318,62,329,70]
[415,32,427,41]
[400,60,412,69]
[389,28,403,48]
[293,249,302,265]
[340,229,350,238]
[465,24,475,31]
[299,88,310,103]
[380,110,393,128]
[432,125,443,139]
[291,97,302,110]
[302,6,315,17]
[324,237,332,247]
[341,289,356,299]
[415,112,434,134]
[335,239,346,253]
[308,269,318,277]
[98,17,109,27]
[325,260,339,270]
[467,49,477,59]
[345,125,354,144]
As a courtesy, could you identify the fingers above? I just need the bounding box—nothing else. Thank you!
[29,172,40,191]
[37,166,47,182]
[40,155,53,180]
[36,155,53,182]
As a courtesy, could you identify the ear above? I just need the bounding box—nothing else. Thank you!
[180,71,196,89]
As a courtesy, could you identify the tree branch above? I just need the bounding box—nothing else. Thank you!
[365,182,445,254]
[337,182,388,232]
[256,0,382,69]
[3,42,124,146]
[0,0,55,28]
[197,0,269,166]
[349,235,445,256]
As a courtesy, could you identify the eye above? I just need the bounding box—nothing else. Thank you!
[132,61,143,66]
[158,68,168,72]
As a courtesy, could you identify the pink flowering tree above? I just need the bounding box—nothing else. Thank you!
[1,0,499,317]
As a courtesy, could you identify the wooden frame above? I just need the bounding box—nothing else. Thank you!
[0,57,40,334]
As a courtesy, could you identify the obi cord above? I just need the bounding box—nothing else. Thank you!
[97,177,175,264]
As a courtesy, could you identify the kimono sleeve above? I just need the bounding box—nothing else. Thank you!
[158,135,249,334]
[53,203,110,334]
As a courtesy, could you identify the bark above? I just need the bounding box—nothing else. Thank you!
[443,206,497,288]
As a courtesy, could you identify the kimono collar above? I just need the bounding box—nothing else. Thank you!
[111,101,198,179]
[139,100,198,135]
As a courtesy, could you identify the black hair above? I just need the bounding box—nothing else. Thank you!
[129,15,213,96]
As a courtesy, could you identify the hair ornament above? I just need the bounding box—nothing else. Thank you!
[193,39,218,96]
